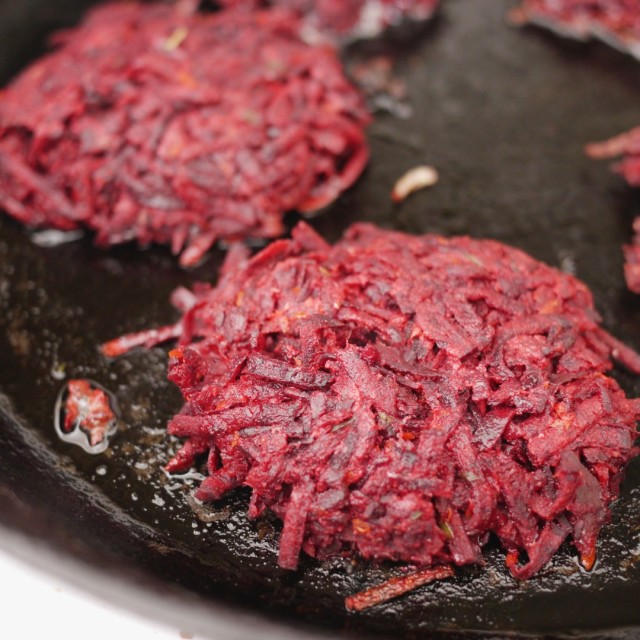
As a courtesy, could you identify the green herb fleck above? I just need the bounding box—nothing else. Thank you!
[332,417,354,432]
[439,521,454,539]
[266,58,286,74]
[163,26,188,52]
[464,252,484,267]
[241,109,261,126]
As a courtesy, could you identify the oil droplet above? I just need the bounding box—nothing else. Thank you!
[54,379,119,454]
[30,228,83,247]
[152,494,166,507]
[50,362,66,380]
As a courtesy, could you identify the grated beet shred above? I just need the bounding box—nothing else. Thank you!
[0,2,370,266]
[103,222,640,586]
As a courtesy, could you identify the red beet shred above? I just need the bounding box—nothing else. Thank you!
[0,2,370,266]
[103,222,640,584]
[586,128,640,294]
[344,565,454,612]
[63,379,117,448]
[513,0,640,60]
[217,0,440,40]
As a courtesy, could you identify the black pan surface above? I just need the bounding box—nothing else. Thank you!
[1,0,640,638]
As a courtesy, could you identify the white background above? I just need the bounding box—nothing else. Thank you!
[0,545,197,640]
[0,528,323,640]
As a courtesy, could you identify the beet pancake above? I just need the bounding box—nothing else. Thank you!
[103,222,640,581]
[0,2,370,266]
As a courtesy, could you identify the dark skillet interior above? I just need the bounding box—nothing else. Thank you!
[1,0,640,637]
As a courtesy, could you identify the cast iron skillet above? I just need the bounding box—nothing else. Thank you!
[1,0,640,637]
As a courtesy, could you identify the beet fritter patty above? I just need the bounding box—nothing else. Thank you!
[104,222,640,578]
[0,2,370,265]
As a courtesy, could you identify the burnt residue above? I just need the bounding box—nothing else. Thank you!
[1,0,640,638]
